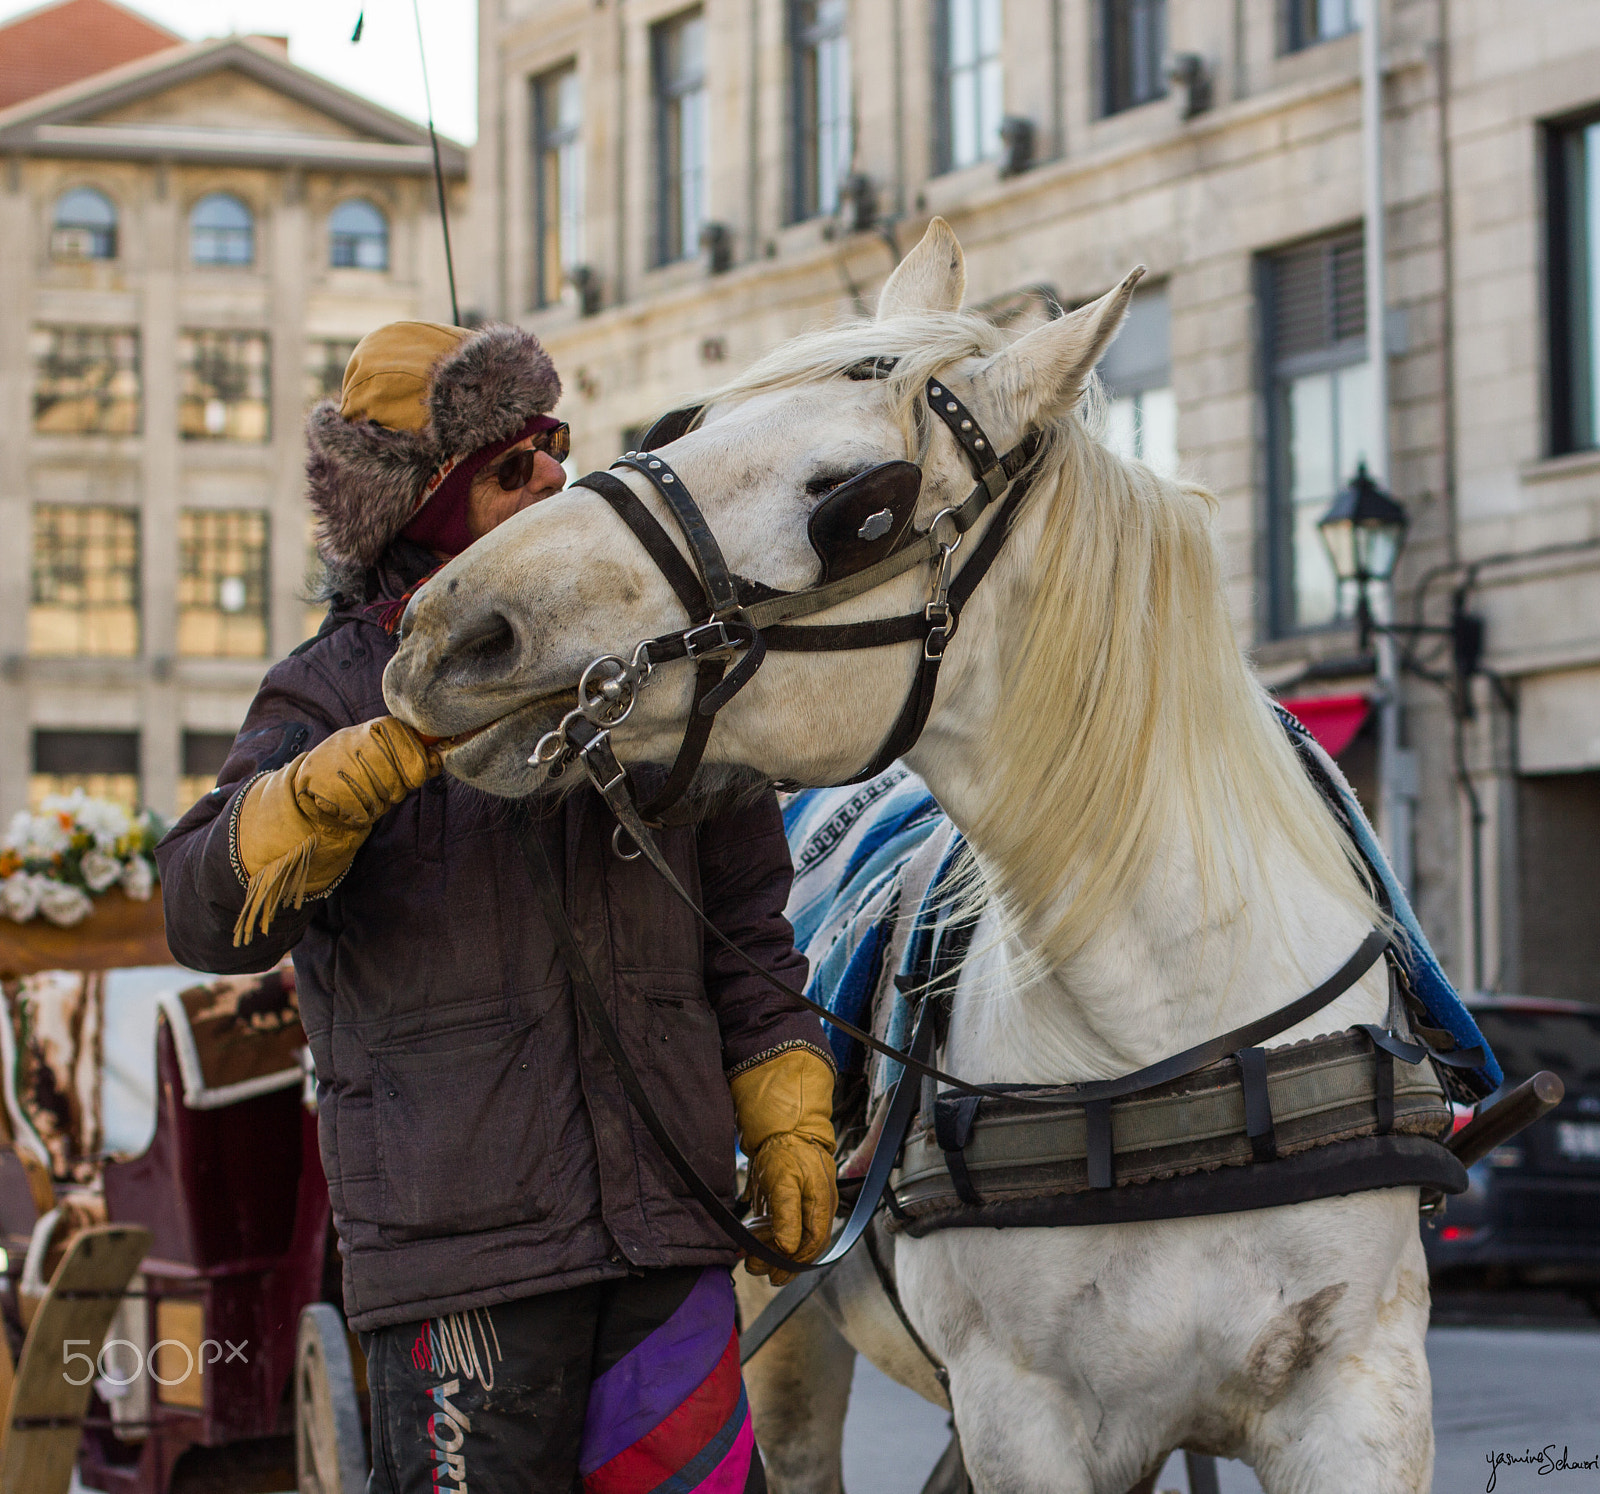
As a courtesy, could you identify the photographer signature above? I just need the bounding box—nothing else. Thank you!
[1487,1446,1600,1492]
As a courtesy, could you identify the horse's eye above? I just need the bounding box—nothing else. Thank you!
[805,470,857,497]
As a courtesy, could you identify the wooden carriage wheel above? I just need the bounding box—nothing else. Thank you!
[295,1303,368,1494]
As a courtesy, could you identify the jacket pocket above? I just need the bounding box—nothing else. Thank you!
[623,980,738,1202]
[371,1022,552,1241]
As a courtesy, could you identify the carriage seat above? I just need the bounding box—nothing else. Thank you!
[0,964,307,1251]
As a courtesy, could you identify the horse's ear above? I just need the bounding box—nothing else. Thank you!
[877,218,966,319]
[977,266,1146,426]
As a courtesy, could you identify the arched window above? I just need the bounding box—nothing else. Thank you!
[52,187,117,260]
[329,199,389,270]
[190,193,255,266]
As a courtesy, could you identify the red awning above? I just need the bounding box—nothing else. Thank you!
[1279,693,1371,758]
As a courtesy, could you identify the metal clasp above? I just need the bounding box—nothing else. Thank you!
[683,620,744,660]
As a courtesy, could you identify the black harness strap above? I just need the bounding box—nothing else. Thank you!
[578,470,706,621]
[1084,1100,1116,1190]
[1234,1046,1279,1163]
[572,716,1394,1110]
[616,453,741,618]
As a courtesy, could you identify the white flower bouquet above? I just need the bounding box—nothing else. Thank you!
[0,792,165,929]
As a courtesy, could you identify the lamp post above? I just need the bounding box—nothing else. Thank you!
[1318,467,1487,901]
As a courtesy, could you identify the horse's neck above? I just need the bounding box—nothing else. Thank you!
[907,546,1386,1085]
[936,826,1387,1086]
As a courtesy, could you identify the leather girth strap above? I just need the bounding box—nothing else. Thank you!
[890,1026,1466,1234]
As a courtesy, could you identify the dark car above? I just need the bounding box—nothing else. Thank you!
[1425,997,1600,1276]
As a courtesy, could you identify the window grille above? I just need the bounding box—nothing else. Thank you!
[30,326,141,436]
[1284,0,1361,52]
[305,339,358,407]
[792,0,852,218]
[1262,230,1374,634]
[1102,0,1166,116]
[29,505,140,657]
[654,10,709,265]
[937,0,1003,172]
[1548,116,1600,455]
[31,731,140,813]
[532,66,584,306]
[190,193,255,266]
[51,187,117,260]
[179,329,271,442]
[177,510,269,658]
[329,199,389,270]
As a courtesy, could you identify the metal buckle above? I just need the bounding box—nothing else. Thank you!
[577,731,629,795]
[683,620,743,659]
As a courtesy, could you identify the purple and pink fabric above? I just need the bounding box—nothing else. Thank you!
[579,1268,758,1494]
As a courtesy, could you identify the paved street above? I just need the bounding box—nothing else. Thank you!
[841,1324,1600,1494]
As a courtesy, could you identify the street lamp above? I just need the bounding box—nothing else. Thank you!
[1316,465,1485,717]
[1317,462,1408,653]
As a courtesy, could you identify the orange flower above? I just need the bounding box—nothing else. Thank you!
[0,851,19,878]
[56,811,74,831]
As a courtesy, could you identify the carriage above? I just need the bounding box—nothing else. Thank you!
[0,888,366,1494]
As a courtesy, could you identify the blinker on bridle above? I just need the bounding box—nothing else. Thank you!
[530,358,1043,840]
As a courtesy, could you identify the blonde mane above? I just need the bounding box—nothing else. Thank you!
[700,310,1383,965]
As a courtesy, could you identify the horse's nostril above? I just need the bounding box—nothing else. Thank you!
[455,611,519,671]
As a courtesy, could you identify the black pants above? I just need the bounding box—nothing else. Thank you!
[363,1268,766,1494]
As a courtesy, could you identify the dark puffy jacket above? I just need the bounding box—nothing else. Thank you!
[156,548,821,1331]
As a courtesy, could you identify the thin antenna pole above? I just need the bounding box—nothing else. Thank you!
[411,0,460,324]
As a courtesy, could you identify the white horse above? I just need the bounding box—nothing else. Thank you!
[383,219,1435,1494]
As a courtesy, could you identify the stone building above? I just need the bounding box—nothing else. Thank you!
[0,0,465,822]
[472,0,1600,1000]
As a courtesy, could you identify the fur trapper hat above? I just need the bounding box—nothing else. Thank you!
[306,320,561,575]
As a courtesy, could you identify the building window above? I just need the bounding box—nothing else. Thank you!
[51,187,117,260]
[1099,285,1178,478]
[937,0,1003,172]
[531,66,584,307]
[328,198,389,270]
[30,326,141,435]
[792,1,852,218]
[190,193,255,266]
[654,9,709,265]
[1284,0,1361,52]
[29,505,140,657]
[31,731,140,813]
[179,730,238,812]
[305,338,358,406]
[1549,115,1600,456]
[1262,230,1374,634]
[177,510,269,658]
[179,330,271,442]
[1102,0,1166,116]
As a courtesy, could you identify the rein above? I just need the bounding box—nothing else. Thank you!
[507,360,1396,1277]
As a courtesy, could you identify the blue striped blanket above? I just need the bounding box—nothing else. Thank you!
[782,734,1501,1098]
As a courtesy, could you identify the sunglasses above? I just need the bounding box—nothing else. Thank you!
[493,423,571,490]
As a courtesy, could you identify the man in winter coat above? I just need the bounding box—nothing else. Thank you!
[157,321,837,1494]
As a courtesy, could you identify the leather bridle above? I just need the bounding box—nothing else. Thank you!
[529,361,1043,826]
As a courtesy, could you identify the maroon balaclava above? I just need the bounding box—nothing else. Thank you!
[398,413,563,558]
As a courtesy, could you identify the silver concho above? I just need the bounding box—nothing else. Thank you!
[857,508,895,542]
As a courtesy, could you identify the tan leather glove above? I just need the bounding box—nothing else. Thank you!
[730,1046,838,1286]
[232,717,440,946]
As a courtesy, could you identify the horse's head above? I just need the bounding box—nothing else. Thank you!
[383,219,1141,798]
